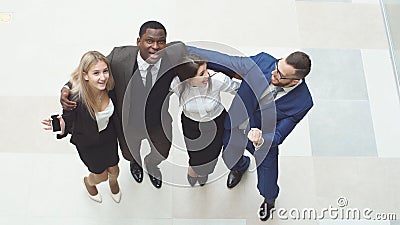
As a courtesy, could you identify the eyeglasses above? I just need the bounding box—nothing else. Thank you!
[275,59,300,80]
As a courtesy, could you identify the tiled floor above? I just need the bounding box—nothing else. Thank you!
[1,0,399,224]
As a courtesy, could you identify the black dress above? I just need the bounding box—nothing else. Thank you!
[181,109,227,176]
[58,97,119,174]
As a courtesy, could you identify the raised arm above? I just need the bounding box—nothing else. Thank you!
[187,46,269,98]
[187,46,257,77]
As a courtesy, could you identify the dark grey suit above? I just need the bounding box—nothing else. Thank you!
[107,42,187,169]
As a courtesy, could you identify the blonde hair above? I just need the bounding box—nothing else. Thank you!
[70,51,114,119]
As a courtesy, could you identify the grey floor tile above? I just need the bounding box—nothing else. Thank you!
[391,220,400,225]
[313,157,400,217]
[304,49,368,101]
[309,100,377,156]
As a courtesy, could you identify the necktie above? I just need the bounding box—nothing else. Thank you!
[258,86,284,107]
[145,65,154,91]
[238,86,284,129]
[272,86,284,99]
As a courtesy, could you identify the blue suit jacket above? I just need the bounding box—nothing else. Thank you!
[187,46,313,152]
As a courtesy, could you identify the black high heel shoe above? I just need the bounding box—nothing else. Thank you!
[187,174,197,186]
[198,175,208,186]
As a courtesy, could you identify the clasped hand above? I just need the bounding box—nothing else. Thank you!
[247,128,263,146]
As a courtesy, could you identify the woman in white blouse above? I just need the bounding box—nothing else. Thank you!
[171,54,241,186]
[42,51,121,203]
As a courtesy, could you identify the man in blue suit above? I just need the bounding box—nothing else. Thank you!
[188,46,313,221]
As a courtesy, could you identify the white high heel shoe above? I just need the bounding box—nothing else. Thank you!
[84,177,102,203]
[111,190,121,203]
[88,192,102,203]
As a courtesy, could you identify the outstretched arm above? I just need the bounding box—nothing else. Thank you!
[187,46,269,98]
[187,46,257,77]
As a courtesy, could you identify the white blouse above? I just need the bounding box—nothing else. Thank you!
[170,70,241,122]
[95,99,114,132]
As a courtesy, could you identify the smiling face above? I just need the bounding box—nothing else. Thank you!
[137,28,167,64]
[189,63,209,87]
[270,57,300,87]
[83,60,109,92]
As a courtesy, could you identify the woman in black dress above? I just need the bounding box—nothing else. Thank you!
[171,54,240,186]
[42,51,121,203]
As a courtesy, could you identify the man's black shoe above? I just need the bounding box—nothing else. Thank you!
[227,170,245,188]
[130,161,143,183]
[258,199,275,221]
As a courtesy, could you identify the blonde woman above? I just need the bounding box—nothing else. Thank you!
[42,51,121,203]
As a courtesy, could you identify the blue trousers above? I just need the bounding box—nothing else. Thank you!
[222,128,279,204]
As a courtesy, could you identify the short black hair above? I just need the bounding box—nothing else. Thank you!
[139,21,167,38]
[286,51,311,78]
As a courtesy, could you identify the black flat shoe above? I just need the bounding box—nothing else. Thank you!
[145,162,162,189]
[149,173,162,189]
[198,175,208,186]
[130,161,143,183]
[187,174,197,186]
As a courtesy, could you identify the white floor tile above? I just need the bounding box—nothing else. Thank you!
[296,2,388,49]
[0,1,399,224]
[0,154,33,217]
[319,219,391,225]
[172,219,245,225]
[361,49,400,157]
[280,116,313,156]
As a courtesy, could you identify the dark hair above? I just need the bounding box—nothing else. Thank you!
[139,21,167,38]
[286,51,311,78]
[176,54,211,102]
[177,54,207,82]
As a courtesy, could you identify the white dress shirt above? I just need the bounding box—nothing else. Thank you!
[95,99,114,132]
[170,70,241,122]
[264,79,302,100]
[136,53,162,87]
